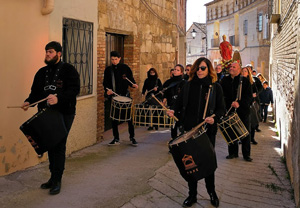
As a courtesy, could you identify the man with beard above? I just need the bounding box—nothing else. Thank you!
[103,51,138,146]
[21,41,80,194]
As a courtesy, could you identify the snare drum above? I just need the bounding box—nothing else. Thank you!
[20,108,68,155]
[169,126,217,182]
[217,112,249,145]
[110,96,133,121]
[132,104,175,128]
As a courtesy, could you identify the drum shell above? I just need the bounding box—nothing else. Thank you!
[20,108,68,155]
[132,104,175,128]
[169,132,217,182]
[110,96,132,121]
[217,112,249,145]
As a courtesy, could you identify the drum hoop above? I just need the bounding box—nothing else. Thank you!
[113,96,132,103]
[169,127,207,146]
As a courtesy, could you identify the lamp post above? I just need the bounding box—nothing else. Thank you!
[191,29,197,39]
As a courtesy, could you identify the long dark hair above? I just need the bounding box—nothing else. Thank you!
[147,68,158,78]
[189,57,217,83]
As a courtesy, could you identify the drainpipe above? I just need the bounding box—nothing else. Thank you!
[41,0,54,15]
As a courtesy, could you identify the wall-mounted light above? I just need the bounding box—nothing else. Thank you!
[191,29,197,39]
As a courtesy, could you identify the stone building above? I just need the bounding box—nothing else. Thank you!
[205,0,270,77]
[0,0,186,176]
[269,0,300,206]
[186,22,207,65]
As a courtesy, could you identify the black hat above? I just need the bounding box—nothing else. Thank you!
[110,51,121,58]
[45,41,62,52]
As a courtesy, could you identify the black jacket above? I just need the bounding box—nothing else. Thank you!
[142,76,163,100]
[162,75,186,107]
[25,61,80,115]
[103,63,136,97]
[221,74,252,119]
[173,76,226,135]
[259,87,274,105]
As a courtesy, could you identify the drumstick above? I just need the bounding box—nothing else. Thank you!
[151,94,179,122]
[106,88,120,97]
[203,85,212,120]
[125,77,135,86]
[7,94,57,109]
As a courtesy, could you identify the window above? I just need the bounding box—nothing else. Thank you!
[243,19,248,35]
[62,18,93,96]
[258,13,263,32]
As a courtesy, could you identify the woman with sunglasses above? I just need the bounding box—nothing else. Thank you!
[168,57,225,207]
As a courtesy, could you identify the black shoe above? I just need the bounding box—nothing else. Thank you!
[108,138,120,146]
[209,192,219,207]
[226,155,235,159]
[255,128,261,132]
[244,157,253,162]
[40,179,52,189]
[234,154,239,158]
[49,181,61,195]
[154,126,158,130]
[183,195,197,207]
[130,138,138,146]
[251,140,258,145]
[147,127,153,130]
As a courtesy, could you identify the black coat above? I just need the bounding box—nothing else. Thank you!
[25,61,80,115]
[103,63,136,97]
[259,87,274,105]
[142,76,163,103]
[220,74,252,120]
[173,76,226,141]
[162,75,186,107]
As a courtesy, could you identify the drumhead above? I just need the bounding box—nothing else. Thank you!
[113,96,132,103]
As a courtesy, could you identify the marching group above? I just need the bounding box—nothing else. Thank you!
[20,41,274,208]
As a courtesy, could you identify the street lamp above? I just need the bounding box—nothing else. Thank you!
[191,29,197,39]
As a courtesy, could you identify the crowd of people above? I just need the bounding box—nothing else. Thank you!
[20,41,274,207]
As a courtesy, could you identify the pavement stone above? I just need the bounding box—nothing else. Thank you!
[0,120,296,208]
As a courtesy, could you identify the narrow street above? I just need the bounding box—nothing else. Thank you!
[0,120,296,208]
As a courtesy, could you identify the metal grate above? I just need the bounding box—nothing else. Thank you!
[63,18,93,96]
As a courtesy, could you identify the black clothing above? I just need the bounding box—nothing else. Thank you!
[172,75,226,198]
[220,74,252,158]
[25,61,80,115]
[103,63,136,140]
[259,87,274,105]
[25,61,80,183]
[183,74,189,81]
[162,75,186,107]
[103,63,136,97]
[142,75,163,105]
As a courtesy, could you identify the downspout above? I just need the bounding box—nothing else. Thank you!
[41,0,54,15]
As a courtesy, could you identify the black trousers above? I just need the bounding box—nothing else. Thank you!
[188,173,215,196]
[228,114,251,158]
[48,114,75,182]
[112,119,135,140]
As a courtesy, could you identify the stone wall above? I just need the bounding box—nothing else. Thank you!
[270,0,299,206]
[97,0,183,140]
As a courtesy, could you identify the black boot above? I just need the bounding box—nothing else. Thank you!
[49,181,61,195]
[40,179,52,189]
[183,195,197,207]
[209,191,219,207]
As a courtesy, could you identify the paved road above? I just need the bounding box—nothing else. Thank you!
[0,121,296,208]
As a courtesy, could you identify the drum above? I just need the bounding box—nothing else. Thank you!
[20,108,68,155]
[169,127,217,182]
[217,112,249,145]
[110,96,132,121]
[132,104,175,128]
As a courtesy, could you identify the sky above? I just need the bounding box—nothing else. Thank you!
[186,0,212,29]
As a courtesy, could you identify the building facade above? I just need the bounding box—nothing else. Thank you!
[205,0,270,77]
[186,22,207,65]
[0,0,186,176]
[269,0,300,206]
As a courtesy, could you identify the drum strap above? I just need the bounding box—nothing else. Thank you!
[111,66,116,92]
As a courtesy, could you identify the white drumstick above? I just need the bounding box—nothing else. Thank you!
[125,77,135,86]
[106,88,120,96]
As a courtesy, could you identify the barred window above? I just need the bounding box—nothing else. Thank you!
[62,18,93,96]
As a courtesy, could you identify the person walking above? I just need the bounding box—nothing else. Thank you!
[259,81,274,123]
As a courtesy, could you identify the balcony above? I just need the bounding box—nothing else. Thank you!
[211,38,220,48]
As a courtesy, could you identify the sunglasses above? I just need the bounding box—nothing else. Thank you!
[197,66,207,71]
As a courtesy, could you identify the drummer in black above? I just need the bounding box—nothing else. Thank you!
[220,62,253,161]
[103,51,138,146]
[21,41,80,195]
[162,64,186,139]
[168,57,225,207]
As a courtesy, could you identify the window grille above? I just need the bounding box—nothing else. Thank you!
[63,18,93,96]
